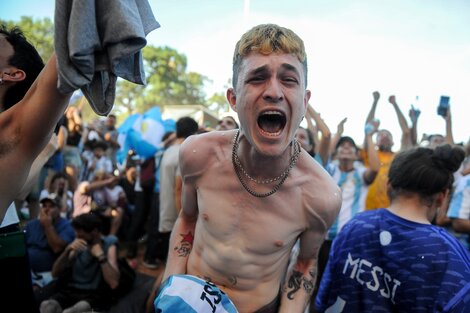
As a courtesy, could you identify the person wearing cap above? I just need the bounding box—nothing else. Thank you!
[24,194,75,287]
[311,126,380,313]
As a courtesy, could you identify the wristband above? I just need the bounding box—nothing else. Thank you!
[365,123,374,135]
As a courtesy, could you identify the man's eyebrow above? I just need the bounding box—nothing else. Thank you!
[247,65,269,76]
[281,63,300,76]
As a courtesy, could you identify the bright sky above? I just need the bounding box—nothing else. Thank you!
[2,0,470,148]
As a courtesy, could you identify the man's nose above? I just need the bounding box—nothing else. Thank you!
[263,78,284,103]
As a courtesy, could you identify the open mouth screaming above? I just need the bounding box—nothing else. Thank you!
[257,110,287,136]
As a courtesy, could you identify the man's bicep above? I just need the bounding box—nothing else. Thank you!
[298,228,324,262]
[181,176,198,219]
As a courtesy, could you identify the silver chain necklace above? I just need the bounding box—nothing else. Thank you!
[231,130,301,198]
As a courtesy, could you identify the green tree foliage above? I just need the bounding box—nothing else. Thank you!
[208,91,230,116]
[0,16,54,61]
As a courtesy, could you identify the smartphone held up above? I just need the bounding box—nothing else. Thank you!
[437,95,450,117]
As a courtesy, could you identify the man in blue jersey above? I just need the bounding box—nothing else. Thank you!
[316,145,470,313]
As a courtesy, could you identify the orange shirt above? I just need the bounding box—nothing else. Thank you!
[361,149,395,210]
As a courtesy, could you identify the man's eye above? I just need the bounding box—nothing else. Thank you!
[248,76,264,82]
[284,77,298,84]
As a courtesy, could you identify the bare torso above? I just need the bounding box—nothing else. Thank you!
[181,130,340,312]
[0,110,32,217]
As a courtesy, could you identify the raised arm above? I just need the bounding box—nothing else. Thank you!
[0,54,72,221]
[443,108,455,145]
[329,118,347,159]
[366,91,380,124]
[363,123,380,184]
[388,95,411,151]
[304,107,319,155]
[363,91,380,150]
[14,54,72,160]
[307,104,331,166]
[408,105,420,147]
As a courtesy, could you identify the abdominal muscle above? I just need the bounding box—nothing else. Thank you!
[185,210,296,312]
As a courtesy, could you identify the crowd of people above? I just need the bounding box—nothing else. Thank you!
[0,14,469,313]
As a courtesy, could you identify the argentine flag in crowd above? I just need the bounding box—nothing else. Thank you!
[116,107,175,165]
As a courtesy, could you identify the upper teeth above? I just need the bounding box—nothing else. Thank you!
[262,111,282,115]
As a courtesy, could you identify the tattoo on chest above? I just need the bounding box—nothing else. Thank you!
[174,231,194,257]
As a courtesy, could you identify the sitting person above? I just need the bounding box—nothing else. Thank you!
[25,194,75,288]
[316,144,470,312]
[39,213,121,313]
[39,172,74,219]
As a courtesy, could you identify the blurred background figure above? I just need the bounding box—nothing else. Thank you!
[215,115,238,131]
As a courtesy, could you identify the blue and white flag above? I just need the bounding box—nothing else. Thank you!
[116,107,175,165]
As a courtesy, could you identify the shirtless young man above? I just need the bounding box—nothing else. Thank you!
[157,24,341,313]
[0,25,72,313]
[0,26,71,224]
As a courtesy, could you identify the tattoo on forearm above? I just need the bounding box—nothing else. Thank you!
[303,277,314,295]
[286,270,316,299]
[173,231,194,257]
[287,270,302,299]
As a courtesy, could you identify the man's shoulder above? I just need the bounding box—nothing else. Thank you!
[181,130,233,151]
[300,158,342,229]
[180,131,235,172]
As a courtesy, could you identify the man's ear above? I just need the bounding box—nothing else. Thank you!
[303,89,311,113]
[226,88,237,112]
[3,68,26,82]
